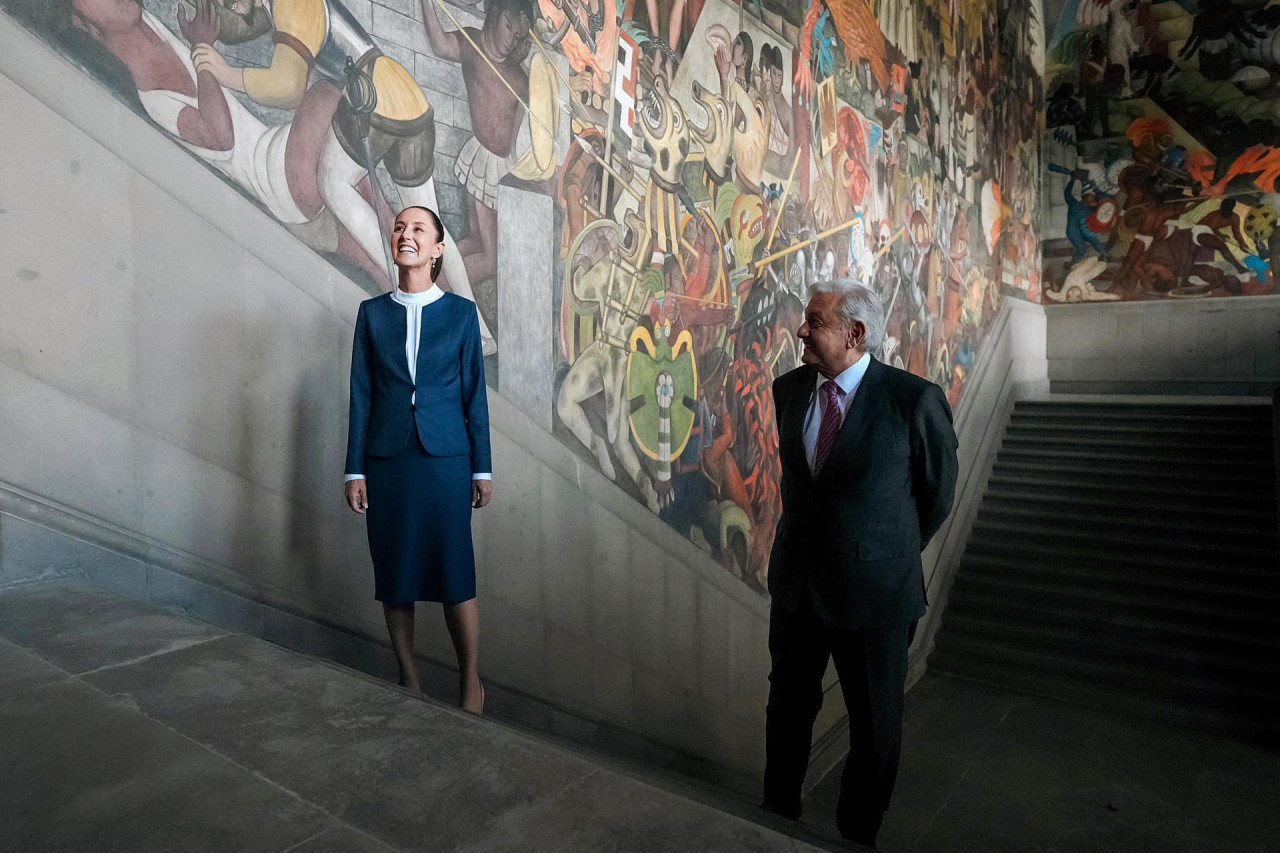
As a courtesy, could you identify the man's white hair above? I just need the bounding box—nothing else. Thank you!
[811,278,886,352]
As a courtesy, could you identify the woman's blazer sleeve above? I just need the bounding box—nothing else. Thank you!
[345,302,372,476]
[460,301,492,474]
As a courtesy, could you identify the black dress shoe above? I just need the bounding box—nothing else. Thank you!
[838,811,883,848]
[759,799,802,820]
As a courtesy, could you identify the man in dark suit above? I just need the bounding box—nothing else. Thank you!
[761,279,958,847]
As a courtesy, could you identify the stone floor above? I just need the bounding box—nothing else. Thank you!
[805,671,1280,853]
[4,576,1277,853]
[0,579,828,853]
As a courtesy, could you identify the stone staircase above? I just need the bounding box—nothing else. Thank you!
[931,398,1280,745]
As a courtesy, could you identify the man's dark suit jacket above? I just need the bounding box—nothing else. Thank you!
[768,357,959,630]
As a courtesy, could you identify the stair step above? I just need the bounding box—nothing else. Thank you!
[984,475,1275,512]
[968,521,1275,571]
[1013,402,1272,421]
[964,536,1278,581]
[931,629,1280,706]
[935,617,1280,700]
[945,581,1280,645]
[995,448,1272,480]
[952,568,1280,622]
[989,461,1277,494]
[970,511,1278,553]
[929,642,1279,742]
[977,496,1278,538]
[1000,435,1273,463]
[957,553,1280,610]
[983,481,1275,518]
[1007,411,1273,435]
[1004,424,1273,448]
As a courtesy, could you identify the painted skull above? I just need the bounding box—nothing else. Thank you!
[689,79,736,183]
[639,76,691,190]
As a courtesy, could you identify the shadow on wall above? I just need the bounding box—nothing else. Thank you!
[288,322,334,607]
[280,311,388,622]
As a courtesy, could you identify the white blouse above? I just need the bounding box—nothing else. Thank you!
[345,285,491,483]
[391,284,445,402]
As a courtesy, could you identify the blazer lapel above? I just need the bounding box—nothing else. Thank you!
[375,296,415,385]
[415,298,459,381]
[414,300,435,383]
[780,366,817,485]
[814,356,885,485]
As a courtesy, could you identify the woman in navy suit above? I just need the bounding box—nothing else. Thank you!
[344,206,492,714]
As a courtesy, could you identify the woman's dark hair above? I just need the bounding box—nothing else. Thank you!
[399,206,445,281]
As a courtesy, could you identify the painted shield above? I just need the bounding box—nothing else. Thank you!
[1086,198,1117,235]
[627,322,698,464]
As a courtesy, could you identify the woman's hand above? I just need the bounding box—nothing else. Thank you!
[472,480,492,509]
[345,479,369,514]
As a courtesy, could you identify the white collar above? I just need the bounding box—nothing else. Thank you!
[391,284,444,307]
[814,352,871,396]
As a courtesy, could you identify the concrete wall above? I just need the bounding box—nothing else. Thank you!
[0,14,774,786]
[1046,296,1280,395]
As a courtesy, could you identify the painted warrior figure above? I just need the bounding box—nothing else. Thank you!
[421,0,533,286]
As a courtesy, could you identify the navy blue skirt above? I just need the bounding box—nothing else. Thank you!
[365,432,476,605]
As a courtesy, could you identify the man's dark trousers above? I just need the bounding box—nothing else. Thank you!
[763,588,916,842]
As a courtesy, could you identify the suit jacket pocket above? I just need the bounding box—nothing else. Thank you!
[857,539,909,562]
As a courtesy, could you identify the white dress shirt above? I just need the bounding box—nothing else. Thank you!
[346,284,492,483]
[802,352,871,473]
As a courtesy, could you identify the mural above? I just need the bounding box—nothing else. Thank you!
[1044,0,1280,302]
[2,0,1041,591]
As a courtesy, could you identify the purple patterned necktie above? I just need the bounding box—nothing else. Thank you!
[812,379,843,473]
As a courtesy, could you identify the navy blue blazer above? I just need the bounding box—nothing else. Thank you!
[345,292,491,476]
